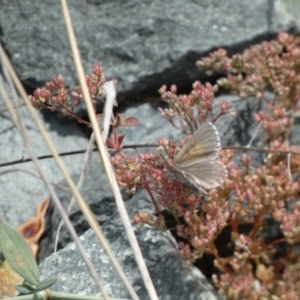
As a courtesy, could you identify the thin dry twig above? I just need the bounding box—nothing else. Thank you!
[287,152,292,180]
[1,143,300,169]
[61,1,144,299]
[102,80,116,141]
[0,167,69,192]
[61,1,159,298]
[0,149,95,168]
[54,80,117,252]
[247,121,262,147]
[0,102,25,113]
[54,132,96,252]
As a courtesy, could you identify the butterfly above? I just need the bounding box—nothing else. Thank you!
[163,123,227,193]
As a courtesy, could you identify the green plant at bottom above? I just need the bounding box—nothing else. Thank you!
[0,219,128,300]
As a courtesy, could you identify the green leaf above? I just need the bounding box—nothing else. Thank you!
[34,277,57,292]
[15,285,33,295]
[0,219,40,285]
[22,281,36,291]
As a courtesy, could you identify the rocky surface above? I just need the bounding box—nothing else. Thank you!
[0,0,298,111]
[0,75,89,228]
[39,188,222,300]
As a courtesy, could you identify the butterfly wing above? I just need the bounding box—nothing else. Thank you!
[179,160,227,190]
[173,123,221,167]
[163,156,204,192]
[170,122,227,192]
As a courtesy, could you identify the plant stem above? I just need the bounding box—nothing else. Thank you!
[7,290,130,300]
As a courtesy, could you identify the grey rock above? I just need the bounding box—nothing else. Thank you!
[120,95,268,150]
[0,74,89,228]
[0,0,297,113]
[37,155,116,262]
[119,102,186,149]
[39,189,222,300]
